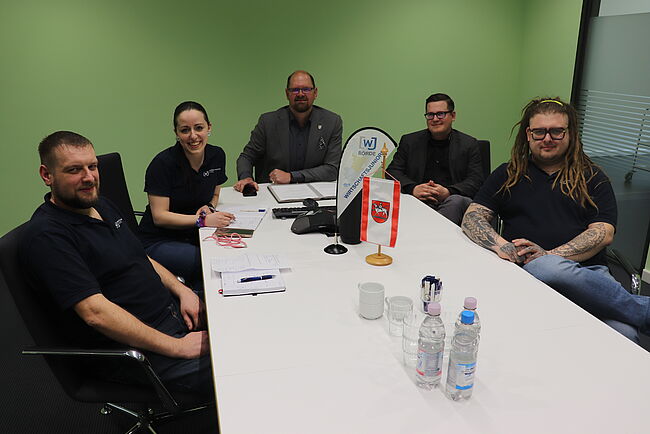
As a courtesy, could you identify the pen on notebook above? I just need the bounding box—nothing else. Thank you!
[238,275,274,283]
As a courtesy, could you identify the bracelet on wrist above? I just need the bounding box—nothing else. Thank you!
[196,213,206,228]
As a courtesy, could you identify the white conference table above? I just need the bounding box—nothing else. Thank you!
[200,184,650,434]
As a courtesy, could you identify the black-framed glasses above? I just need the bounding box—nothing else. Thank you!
[287,87,314,94]
[529,128,567,140]
[424,111,452,120]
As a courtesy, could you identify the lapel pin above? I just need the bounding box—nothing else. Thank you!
[318,124,322,130]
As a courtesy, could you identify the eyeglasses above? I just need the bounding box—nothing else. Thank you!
[529,128,568,140]
[424,111,452,120]
[287,87,314,94]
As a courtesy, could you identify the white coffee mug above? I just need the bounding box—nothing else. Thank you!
[358,282,384,320]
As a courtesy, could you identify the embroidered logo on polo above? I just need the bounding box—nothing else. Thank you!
[114,218,123,229]
[202,168,223,177]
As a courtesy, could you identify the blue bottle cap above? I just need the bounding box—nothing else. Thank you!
[461,310,475,325]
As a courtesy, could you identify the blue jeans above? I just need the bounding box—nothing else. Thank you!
[105,301,214,400]
[146,240,203,291]
[523,254,649,343]
[145,301,214,398]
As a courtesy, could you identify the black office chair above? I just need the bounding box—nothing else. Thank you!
[97,152,143,235]
[0,224,213,433]
[606,248,642,295]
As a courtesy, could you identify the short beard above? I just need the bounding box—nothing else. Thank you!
[52,184,100,210]
[292,99,311,113]
[60,195,99,210]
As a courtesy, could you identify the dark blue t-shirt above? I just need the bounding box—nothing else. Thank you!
[19,195,172,345]
[138,143,228,246]
[473,162,617,267]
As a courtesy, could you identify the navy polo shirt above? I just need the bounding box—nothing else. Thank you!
[19,195,172,345]
[473,162,617,267]
[139,143,228,246]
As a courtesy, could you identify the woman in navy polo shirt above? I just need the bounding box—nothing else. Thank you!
[138,101,233,289]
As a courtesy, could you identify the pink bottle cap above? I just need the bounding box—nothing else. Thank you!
[427,302,441,316]
[464,297,477,310]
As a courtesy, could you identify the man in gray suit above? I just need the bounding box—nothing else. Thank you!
[386,93,484,225]
[234,70,343,192]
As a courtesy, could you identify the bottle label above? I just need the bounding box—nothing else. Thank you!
[416,349,443,377]
[447,361,476,390]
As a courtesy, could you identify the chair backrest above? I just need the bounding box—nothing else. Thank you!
[477,140,491,179]
[0,224,86,394]
[0,225,191,408]
[97,152,140,234]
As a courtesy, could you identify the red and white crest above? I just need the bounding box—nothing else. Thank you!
[371,200,390,223]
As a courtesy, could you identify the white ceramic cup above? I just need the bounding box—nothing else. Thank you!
[358,282,385,320]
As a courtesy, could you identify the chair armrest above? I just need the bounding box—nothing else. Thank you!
[23,346,135,357]
[22,346,180,412]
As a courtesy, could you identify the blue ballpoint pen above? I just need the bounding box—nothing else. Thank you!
[239,274,274,283]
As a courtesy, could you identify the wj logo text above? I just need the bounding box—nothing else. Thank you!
[358,137,377,156]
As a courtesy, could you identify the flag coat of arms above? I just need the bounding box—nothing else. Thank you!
[360,177,400,247]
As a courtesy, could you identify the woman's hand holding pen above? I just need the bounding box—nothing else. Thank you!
[196,205,214,216]
[205,211,235,228]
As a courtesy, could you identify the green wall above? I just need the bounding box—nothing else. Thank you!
[0,0,582,236]
[519,0,582,104]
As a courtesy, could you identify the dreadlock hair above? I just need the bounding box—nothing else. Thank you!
[501,97,598,208]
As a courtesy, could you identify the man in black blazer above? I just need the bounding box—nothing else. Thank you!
[234,71,342,192]
[386,93,484,225]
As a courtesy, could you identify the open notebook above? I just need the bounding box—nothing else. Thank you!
[267,182,336,203]
[214,207,267,237]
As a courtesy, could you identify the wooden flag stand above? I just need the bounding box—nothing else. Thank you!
[366,244,393,266]
[366,144,393,266]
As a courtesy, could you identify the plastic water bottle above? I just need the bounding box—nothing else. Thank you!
[415,302,445,389]
[455,297,481,335]
[446,310,479,401]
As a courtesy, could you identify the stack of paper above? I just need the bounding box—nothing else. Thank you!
[220,269,285,296]
[211,254,290,296]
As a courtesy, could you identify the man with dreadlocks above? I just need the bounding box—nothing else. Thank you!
[461,97,650,343]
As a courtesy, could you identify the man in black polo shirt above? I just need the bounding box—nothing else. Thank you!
[386,93,484,225]
[462,98,650,343]
[234,70,342,192]
[19,131,213,397]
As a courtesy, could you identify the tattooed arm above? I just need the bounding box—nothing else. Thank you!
[461,203,524,264]
[547,222,614,262]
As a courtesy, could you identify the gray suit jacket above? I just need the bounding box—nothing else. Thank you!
[236,106,343,184]
[386,128,484,198]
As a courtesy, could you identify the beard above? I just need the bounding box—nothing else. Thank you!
[52,182,100,210]
[291,98,311,113]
